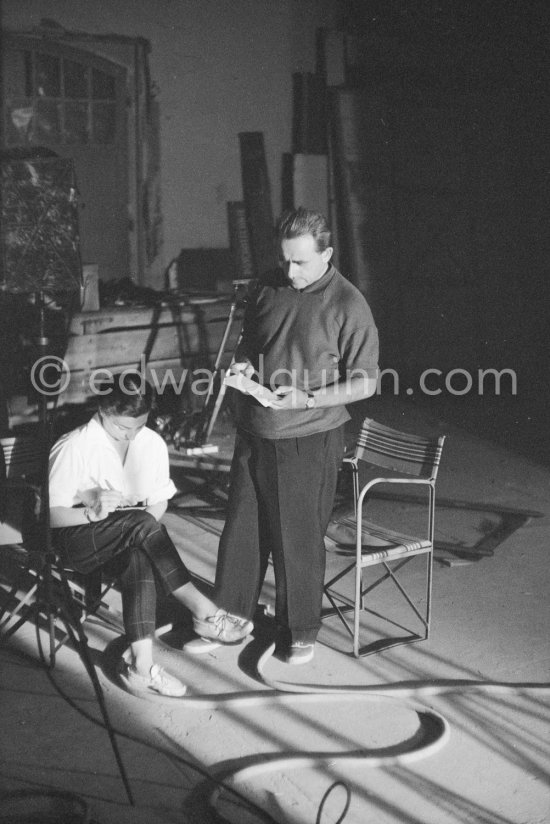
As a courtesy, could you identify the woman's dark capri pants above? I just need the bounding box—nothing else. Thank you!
[53,509,191,643]
[214,424,345,644]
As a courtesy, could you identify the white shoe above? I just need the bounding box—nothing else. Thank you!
[184,611,253,654]
[119,662,187,697]
[192,609,253,645]
[285,641,315,665]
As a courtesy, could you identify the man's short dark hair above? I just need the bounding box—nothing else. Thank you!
[276,207,332,253]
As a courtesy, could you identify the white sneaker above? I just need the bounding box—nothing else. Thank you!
[192,609,253,645]
[119,662,187,697]
[285,641,315,665]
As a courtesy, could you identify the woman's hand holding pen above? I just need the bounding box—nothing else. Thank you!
[86,480,123,522]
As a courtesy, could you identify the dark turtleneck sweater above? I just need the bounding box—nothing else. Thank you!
[233,264,379,439]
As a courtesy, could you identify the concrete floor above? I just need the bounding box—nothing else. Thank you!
[1,397,549,824]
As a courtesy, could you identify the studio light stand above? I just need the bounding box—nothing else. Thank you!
[170,277,251,453]
[0,155,134,805]
[1,291,135,806]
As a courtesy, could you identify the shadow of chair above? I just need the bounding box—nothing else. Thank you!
[323,418,445,657]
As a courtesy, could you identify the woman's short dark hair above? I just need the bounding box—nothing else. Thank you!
[276,207,332,252]
[96,371,156,417]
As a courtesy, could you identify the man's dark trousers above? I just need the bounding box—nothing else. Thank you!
[214,424,345,643]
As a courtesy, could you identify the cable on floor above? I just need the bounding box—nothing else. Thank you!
[4,623,550,824]
[204,641,550,820]
[315,782,351,824]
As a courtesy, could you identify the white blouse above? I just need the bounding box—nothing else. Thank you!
[49,415,177,509]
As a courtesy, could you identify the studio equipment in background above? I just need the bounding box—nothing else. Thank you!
[158,277,252,454]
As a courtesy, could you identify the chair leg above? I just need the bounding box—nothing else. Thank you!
[1,555,88,669]
[351,553,433,657]
[0,567,57,667]
[324,550,433,658]
[0,575,39,630]
[425,551,433,638]
[322,562,358,642]
[354,563,362,658]
[43,562,136,804]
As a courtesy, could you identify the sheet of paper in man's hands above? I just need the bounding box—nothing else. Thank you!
[223,373,278,407]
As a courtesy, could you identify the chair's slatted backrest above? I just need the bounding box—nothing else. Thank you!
[0,436,44,482]
[0,436,44,542]
[355,418,445,479]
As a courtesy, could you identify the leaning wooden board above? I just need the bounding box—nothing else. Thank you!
[59,299,243,405]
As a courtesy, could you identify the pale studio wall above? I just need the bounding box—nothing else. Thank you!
[2,0,338,265]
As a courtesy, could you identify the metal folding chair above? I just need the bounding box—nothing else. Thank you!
[0,432,135,800]
[323,418,445,657]
[0,435,118,667]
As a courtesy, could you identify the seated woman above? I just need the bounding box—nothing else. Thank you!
[48,371,252,697]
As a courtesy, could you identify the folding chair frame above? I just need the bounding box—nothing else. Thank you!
[0,551,118,667]
[323,420,445,657]
[0,436,118,667]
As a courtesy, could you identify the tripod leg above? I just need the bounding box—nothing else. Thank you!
[41,557,58,668]
[192,291,241,446]
[2,556,135,806]
[54,564,135,806]
[204,379,229,443]
[4,300,135,804]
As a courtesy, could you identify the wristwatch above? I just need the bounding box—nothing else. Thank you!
[305,392,316,409]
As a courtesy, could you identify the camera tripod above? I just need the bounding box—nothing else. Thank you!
[0,292,135,805]
[159,278,251,452]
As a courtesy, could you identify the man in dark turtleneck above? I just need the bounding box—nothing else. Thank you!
[204,208,378,664]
